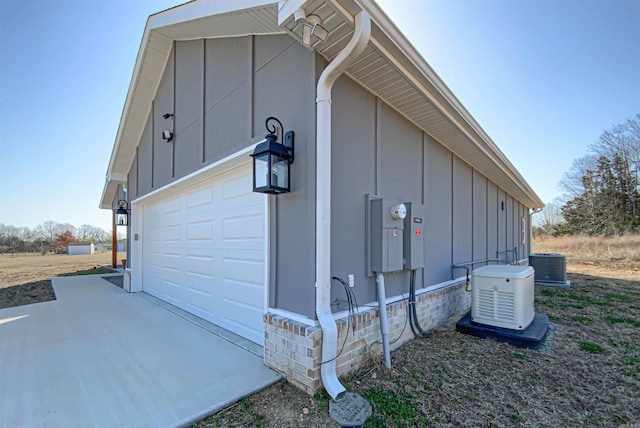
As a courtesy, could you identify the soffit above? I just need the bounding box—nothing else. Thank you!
[279,0,543,208]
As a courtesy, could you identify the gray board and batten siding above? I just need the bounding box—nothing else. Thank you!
[126,35,318,319]
[122,34,532,321]
[328,63,532,314]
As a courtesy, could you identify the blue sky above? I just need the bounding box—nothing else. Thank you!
[1,0,638,232]
[377,0,639,203]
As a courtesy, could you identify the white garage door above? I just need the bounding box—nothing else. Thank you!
[142,163,266,344]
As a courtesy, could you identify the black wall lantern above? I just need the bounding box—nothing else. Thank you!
[115,200,130,226]
[250,116,295,194]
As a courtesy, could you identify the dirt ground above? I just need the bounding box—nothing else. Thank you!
[0,252,123,309]
[2,242,638,426]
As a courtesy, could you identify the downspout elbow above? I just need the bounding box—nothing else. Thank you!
[316,12,371,102]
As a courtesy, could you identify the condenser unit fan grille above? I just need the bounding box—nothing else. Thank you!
[529,253,566,284]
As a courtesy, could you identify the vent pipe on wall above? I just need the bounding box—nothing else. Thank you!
[315,11,371,400]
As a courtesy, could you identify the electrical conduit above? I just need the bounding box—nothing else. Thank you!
[316,11,371,400]
[375,273,392,368]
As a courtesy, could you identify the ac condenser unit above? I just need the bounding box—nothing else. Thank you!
[529,253,567,284]
[471,265,535,330]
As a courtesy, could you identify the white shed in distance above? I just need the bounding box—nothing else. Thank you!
[68,243,95,256]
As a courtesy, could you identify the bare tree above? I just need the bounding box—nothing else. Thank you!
[558,155,598,199]
[0,224,18,239]
[0,224,25,254]
[77,224,92,241]
[92,227,107,242]
[559,114,640,235]
[589,114,640,188]
[34,221,60,242]
[77,225,107,243]
[103,232,113,250]
[0,222,106,254]
[60,223,77,237]
[33,221,74,245]
[533,199,564,235]
[559,115,640,201]
[17,227,32,241]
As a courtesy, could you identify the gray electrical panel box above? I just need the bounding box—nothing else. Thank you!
[370,198,405,273]
[403,202,425,270]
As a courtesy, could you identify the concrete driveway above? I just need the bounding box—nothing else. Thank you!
[0,274,280,428]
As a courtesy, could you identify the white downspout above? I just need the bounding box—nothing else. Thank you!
[316,11,371,401]
[529,207,543,256]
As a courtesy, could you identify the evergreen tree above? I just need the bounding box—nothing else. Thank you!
[560,115,640,235]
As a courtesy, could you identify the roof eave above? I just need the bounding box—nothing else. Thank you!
[99,172,127,209]
[279,0,543,208]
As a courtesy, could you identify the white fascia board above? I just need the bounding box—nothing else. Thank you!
[104,20,166,178]
[99,172,128,209]
[277,0,308,26]
[107,172,128,183]
[99,180,119,210]
[150,0,277,30]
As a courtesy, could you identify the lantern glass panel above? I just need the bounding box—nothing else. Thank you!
[116,211,128,226]
[254,153,270,190]
[272,154,289,190]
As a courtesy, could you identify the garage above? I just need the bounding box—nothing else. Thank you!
[141,162,267,344]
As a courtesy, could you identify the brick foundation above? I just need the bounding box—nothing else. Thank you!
[263,280,471,395]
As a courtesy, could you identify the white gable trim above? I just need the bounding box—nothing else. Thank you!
[151,0,275,30]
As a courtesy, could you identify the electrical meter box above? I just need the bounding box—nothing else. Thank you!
[403,202,424,270]
[370,198,405,273]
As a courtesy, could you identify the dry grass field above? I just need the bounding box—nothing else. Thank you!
[533,234,640,281]
[0,252,124,309]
